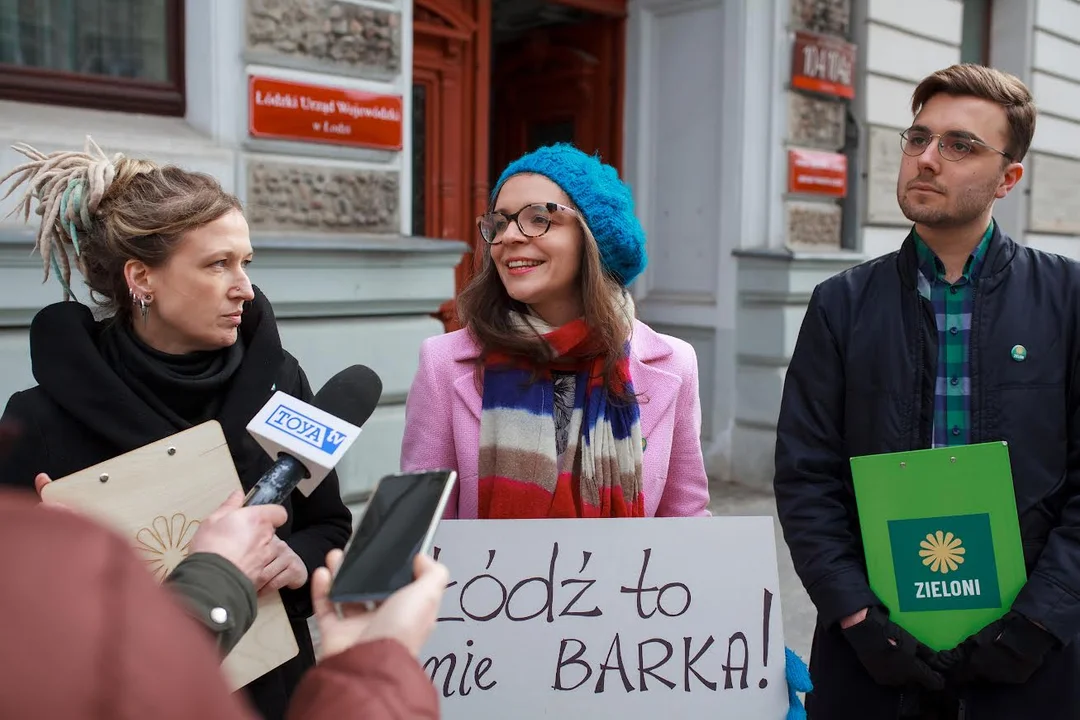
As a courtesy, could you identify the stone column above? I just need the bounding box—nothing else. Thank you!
[243,0,406,234]
[728,0,862,490]
[730,249,862,491]
[785,0,851,251]
[236,0,466,506]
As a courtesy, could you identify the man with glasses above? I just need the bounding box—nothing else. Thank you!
[774,64,1080,719]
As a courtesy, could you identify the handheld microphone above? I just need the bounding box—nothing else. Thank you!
[243,364,383,506]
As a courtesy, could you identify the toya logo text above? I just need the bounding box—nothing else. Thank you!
[266,405,348,454]
[888,513,1002,613]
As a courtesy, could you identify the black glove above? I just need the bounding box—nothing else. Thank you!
[842,605,945,690]
[934,611,1058,685]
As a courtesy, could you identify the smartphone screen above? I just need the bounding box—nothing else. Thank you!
[329,469,456,604]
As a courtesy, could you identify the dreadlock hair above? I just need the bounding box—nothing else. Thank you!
[0,136,242,319]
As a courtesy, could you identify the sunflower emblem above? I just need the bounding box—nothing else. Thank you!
[919,530,965,574]
[135,513,201,582]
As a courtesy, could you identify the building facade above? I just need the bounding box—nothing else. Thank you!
[733,0,1080,489]
[0,0,461,516]
[0,0,1076,509]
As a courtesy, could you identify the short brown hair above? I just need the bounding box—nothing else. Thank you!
[911,64,1037,163]
[0,137,241,318]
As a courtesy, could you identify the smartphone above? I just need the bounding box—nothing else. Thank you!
[328,469,457,604]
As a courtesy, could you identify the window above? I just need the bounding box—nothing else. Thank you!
[960,0,991,65]
[0,0,184,116]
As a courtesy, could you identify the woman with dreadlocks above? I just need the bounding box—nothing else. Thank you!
[0,138,352,720]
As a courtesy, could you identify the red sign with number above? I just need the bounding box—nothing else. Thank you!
[788,148,848,198]
[791,30,856,100]
[248,76,403,151]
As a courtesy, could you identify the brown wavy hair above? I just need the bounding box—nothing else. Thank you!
[457,198,636,399]
[0,136,241,320]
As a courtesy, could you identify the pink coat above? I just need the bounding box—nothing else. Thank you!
[400,320,711,518]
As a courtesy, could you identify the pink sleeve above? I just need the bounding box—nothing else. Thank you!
[401,337,460,518]
[655,343,712,517]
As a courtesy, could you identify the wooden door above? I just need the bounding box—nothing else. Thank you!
[413,0,491,331]
[491,9,626,175]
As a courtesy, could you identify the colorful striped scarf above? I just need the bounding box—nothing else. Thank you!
[477,315,645,519]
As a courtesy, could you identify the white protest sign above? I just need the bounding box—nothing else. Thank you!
[422,517,788,719]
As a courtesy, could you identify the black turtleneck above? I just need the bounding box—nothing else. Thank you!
[1,285,355,720]
[98,319,244,431]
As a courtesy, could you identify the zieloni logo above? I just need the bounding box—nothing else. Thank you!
[887,513,1002,612]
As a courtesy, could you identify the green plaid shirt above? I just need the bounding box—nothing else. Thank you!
[914,221,994,448]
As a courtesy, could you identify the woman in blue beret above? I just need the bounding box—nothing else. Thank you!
[401,142,811,717]
[402,142,710,520]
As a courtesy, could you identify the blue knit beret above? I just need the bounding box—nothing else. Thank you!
[491,143,648,287]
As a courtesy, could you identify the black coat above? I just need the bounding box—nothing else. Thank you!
[0,286,352,720]
[775,223,1080,719]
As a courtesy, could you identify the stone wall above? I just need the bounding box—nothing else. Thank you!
[784,0,851,250]
[236,0,446,502]
[792,0,850,36]
[247,0,402,77]
[247,161,399,233]
[242,0,408,238]
[787,201,843,249]
[787,91,845,150]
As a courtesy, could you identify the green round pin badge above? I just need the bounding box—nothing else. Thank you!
[1011,344,1027,362]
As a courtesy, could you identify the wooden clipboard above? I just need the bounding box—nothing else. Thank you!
[40,420,299,691]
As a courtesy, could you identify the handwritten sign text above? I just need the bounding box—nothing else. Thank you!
[422,517,789,719]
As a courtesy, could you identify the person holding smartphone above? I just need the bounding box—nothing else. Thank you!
[0,486,445,720]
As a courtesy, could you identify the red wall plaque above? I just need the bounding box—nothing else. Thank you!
[788,148,848,198]
[791,30,856,100]
[248,76,403,151]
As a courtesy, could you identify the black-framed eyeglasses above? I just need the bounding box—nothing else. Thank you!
[476,202,577,245]
[900,127,1013,162]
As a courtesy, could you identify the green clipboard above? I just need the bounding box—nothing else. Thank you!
[850,441,1027,650]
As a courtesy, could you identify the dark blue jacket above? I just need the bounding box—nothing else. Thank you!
[775,223,1080,719]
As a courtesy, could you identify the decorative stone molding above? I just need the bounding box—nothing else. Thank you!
[786,201,842,250]
[791,0,851,37]
[787,91,845,150]
[247,0,401,77]
[247,234,467,318]
[246,160,400,233]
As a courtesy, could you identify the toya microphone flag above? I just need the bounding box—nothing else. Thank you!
[851,441,1027,650]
